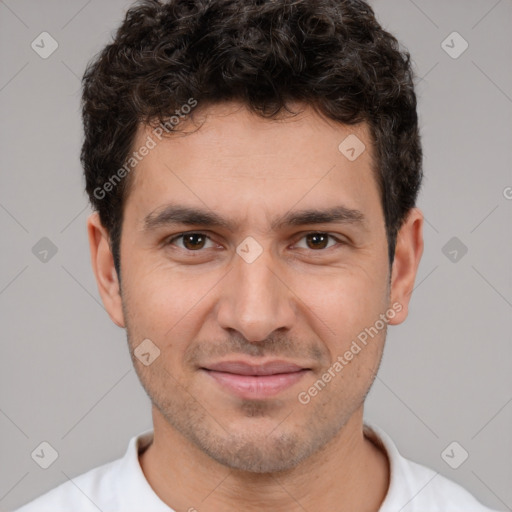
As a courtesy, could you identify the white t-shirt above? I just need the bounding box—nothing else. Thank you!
[12,424,499,512]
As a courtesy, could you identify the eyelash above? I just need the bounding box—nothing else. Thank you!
[165,232,345,252]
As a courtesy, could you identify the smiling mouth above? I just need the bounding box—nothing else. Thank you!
[201,360,311,399]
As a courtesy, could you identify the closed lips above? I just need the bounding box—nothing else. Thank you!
[202,360,309,375]
[201,360,311,399]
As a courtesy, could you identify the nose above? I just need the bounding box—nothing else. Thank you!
[216,247,296,343]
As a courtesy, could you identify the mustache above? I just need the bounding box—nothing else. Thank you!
[183,332,326,366]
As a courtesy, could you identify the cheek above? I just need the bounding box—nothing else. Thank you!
[122,263,220,344]
[296,263,389,341]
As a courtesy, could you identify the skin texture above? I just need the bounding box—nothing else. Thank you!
[88,102,423,511]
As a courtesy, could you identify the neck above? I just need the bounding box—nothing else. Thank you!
[139,406,390,512]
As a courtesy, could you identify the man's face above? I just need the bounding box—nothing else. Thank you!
[116,103,397,472]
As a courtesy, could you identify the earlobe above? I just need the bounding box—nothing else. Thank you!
[388,207,424,325]
[87,212,125,328]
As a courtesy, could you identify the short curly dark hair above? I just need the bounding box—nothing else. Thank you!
[81,0,422,278]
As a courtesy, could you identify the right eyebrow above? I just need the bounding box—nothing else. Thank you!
[142,204,235,232]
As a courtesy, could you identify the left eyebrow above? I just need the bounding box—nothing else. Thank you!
[270,206,366,231]
[142,204,367,233]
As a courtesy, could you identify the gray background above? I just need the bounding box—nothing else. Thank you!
[0,0,511,510]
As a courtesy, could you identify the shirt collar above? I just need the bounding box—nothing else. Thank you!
[122,423,415,511]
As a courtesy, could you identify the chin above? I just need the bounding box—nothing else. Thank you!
[204,435,310,474]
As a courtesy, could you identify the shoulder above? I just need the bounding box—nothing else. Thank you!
[11,430,156,512]
[364,424,500,512]
[399,457,498,511]
[11,456,122,512]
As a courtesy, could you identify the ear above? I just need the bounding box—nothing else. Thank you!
[87,212,125,328]
[387,207,424,325]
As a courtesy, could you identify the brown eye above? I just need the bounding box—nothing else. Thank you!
[305,233,329,250]
[183,233,206,250]
[168,233,213,251]
[294,232,341,251]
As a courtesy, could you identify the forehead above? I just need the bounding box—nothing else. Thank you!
[124,102,381,224]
